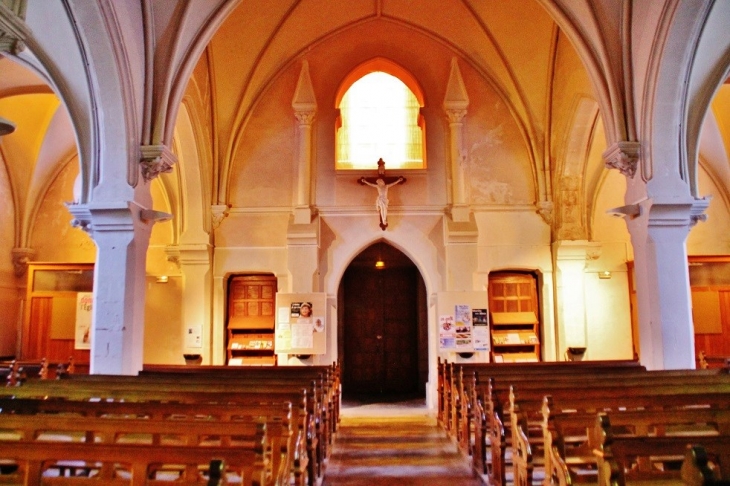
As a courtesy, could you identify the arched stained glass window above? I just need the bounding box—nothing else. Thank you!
[336,63,425,170]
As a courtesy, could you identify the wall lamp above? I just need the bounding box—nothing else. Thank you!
[598,271,612,279]
[606,204,642,219]
[140,209,173,223]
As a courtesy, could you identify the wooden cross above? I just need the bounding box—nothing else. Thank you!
[358,158,406,230]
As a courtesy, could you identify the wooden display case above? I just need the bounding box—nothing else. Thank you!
[488,272,542,362]
[226,275,277,365]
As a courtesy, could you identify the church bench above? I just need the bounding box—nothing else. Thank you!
[698,351,730,370]
[438,359,645,434]
[540,398,730,486]
[0,397,304,486]
[55,371,332,470]
[682,444,730,486]
[476,375,730,486]
[593,413,730,486]
[0,439,267,486]
[454,366,702,465]
[1,356,77,385]
[140,363,341,435]
[0,381,320,486]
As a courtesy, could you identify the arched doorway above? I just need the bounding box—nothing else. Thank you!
[338,242,428,401]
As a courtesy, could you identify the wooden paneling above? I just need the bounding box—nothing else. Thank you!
[23,263,92,368]
[226,275,277,365]
[488,272,541,362]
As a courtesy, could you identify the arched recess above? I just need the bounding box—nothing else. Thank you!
[337,241,428,399]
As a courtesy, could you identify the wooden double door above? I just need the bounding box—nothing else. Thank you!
[343,265,420,397]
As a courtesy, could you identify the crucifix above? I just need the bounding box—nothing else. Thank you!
[358,158,406,230]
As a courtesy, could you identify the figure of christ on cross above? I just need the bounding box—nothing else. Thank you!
[358,159,406,230]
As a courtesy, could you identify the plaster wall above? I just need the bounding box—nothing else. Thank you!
[0,151,17,356]
[687,166,730,254]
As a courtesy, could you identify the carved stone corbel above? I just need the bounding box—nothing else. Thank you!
[603,141,640,178]
[211,204,230,229]
[140,144,177,183]
[0,0,29,55]
[536,201,554,226]
[11,247,34,277]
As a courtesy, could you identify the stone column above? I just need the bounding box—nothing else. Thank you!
[292,61,317,225]
[627,198,709,369]
[168,244,212,363]
[552,241,601,357]
[67,202,155,375]
[443,58,470,222]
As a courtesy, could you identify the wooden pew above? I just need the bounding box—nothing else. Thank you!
[140,363,341,437]
[0,356,77,385]
[57,370,331,478]
[437,359,644,431]
[0,379,320,486]
[0,397,304,486]
[0,440,267,486]
[594,413,730,486]
[698,350,730,370]
[682,445,730,486]
[477,372,730,486]
[542,398,730,486]
[439,359,646,440]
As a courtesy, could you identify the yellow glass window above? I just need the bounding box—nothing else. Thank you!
[336,71,424,170]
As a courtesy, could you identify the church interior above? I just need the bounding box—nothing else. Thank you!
[0,0,729,409]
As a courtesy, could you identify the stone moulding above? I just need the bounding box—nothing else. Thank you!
[603,141,640,178]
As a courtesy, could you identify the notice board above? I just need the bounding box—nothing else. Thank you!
[437,291,490,353]
[274,293,327,355]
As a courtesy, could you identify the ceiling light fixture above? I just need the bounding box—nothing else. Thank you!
[0,117,16,136]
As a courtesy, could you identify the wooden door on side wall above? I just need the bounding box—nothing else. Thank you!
[343,265,419,396]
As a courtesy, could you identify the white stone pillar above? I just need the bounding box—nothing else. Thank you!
[443,58,470,222]
[292,61,317,225]
[169,244,212,363]
[68,202,153,375]
[553,241,601,358]
[628,199,709,369]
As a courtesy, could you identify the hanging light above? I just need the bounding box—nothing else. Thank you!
[0,116,16,136]
[375,242,385,269]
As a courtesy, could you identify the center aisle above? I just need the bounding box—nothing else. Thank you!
[322,399,483,486]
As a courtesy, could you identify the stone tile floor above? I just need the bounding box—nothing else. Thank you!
[322,398,483,485]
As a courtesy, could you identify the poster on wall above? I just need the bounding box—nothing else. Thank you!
[454,304,473,350]
[439,315,456,349]
[275,293,327,355]
[472,308,490,351]
[74,292,92,350]
[436,292,489,356]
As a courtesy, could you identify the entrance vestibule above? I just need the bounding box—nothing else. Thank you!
[339,242,428,401]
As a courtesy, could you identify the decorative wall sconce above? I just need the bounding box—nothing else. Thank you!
[0,116,16,136]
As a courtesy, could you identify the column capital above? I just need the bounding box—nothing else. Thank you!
[445,109,467,124]
[140,144,177,183]
[603,141,640,178]
[166,244,212,267]
[0,0,29,55]
[645,197,710,228]
[11,247,35,277]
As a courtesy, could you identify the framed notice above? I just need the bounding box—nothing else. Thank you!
[437,291,489,354]
[275,293,327,355]
[75,292,93,350]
